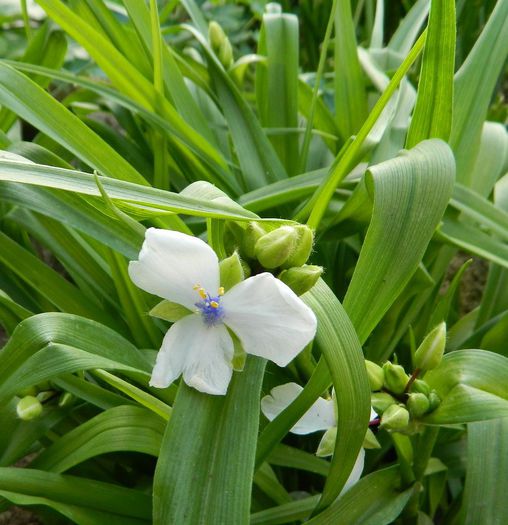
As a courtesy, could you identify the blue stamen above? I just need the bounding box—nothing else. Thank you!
[195,293,225,326]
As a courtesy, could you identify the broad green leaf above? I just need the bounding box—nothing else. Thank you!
[257,7,299,176]
[0,160,258,221]
[0,468,151,523]
[306,467,415,525]
[406,0,455,147]
[153,357,265,524]
[0,313,151,406]
[462,418,508,524]
[425,349,508,423]
[334,0,367,138]
[388,0,430,55]
[342,139,455,344]
[450,0,508,184]
[32,405,165,472]
[303,279,370,509]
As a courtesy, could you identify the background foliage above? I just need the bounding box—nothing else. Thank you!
[0,0,507,523]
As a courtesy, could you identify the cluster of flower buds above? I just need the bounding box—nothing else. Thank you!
[225,221,323,295]
[15,383,74,421]
[366,322,447,433]
[208,21,234,69]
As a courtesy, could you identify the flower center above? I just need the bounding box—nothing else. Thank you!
[194,285,225,326]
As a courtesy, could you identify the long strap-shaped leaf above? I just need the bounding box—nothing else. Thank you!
[462,418,508,524]
[0,62,146,185]
[0,160,258,221]
[405,0,455,147]
[342,139,455,343]
[153,357,265,524]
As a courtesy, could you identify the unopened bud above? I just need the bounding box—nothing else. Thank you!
[414,322,446,372]
[281,225,314,268]
[209,21,226,52]
[407,393,430,418]
[316,426,337,457]
[218,39,233,69]
[365,360,384,391]
[278,265,322,295]
[383,362,409,395]
[371,392,397,414]
[58,392,74,408]
[428,391,441,412]
[16,396,43,421]
[380,404,410,431]
[411,379,431,396]
[219,251,244,291]
[255,226,298,269]
[241,222,267,259]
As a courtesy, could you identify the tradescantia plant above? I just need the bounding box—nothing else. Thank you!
[0,0,507,523]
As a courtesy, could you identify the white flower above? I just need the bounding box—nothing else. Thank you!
[261,382,377,492]
[128,228,317,396]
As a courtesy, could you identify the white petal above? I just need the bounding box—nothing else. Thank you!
[261,383,336,434]
[370,407,378,421]
[341,448,366,494]
[128,228,220,310]
[222,273,317,367]
[150,315,233,396]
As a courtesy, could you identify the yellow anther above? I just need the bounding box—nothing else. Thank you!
[218,287,225,296]
[210,301,219,309]
[198,288,207,299]
[193,284,201,290]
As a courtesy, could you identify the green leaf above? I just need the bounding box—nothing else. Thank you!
[153,357,265,524]
[462,418,508,524]
[406,0,455,147]
[257,8,299,176]
[0,62,146,184]
[0,313,151,406]
[32,405,165,472]
[342,139,455,344]
[306,467,415,525]
[0,468,151,523]
[450,0,508,184]
[424,349,508,423]
[0,160,258,221]
[334,0,368,138]
[303,279,371,508]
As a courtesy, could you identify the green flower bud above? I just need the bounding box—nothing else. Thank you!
[411,379,431,396]
[428,391,441,412]
[255,226,298,269]
[414,322,446,372]
[407,393,430,418]
[218,39,234,69]
[58,392,74,408]
[380,404,410,431]
[17,386,38,398]
[208,21,226,52]
[363,428,381,449]
[150,300,192,323]
[281,225,314,268]
[365,360,384,391]
[241,222,267,259]
[382,362,410,395]
[219,251,244,291]
[16,395,43,421]
[316,426,337,457]
[278,265,322,296]
[371,392,397,414]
